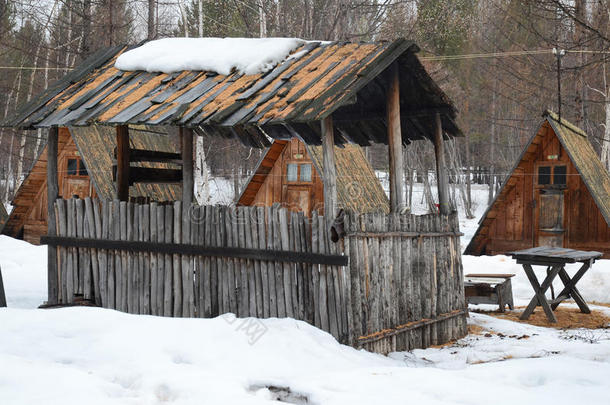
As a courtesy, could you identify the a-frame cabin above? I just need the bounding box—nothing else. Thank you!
[2,125,180,244]
[237,138,389,215]
[465,111,610,258]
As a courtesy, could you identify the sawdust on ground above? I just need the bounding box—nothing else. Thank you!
[478,306,610,329]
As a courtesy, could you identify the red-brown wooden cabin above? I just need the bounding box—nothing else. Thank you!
[465,111,610,258]
[236,138,389,215]
[2,125,179,244]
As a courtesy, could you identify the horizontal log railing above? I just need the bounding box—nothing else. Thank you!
[41,236,348,266]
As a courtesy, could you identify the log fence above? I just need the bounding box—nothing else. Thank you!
[43,197,467,353]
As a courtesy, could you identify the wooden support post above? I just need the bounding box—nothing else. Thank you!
[116,125,130,201]
[387,62,404,212]
[321,116,337,221]
[47,126,59,304]
[181,127,194,204]
[433,112,450,215]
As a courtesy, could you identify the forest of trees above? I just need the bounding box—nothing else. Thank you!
[1,0,610,216]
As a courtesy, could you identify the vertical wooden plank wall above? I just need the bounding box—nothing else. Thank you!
[51,199,466,352]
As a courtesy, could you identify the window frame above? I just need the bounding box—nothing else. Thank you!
[66,157,88,179]
[285,160,314,184]
[535,163,568,188]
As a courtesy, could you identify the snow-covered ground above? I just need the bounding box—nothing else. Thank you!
[1,182,610,404]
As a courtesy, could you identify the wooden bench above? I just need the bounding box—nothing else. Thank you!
[464,273,515,312]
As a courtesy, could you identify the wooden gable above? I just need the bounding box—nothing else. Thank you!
[465,113,610,258]
[237,138,389,215]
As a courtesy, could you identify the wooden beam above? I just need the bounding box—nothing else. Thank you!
[40,236,349,266]
[46,126,59,304]
[116,125,130,201]
[433,112,450,215]
[113,148,182,164]
[321,116,337,220]
[112,166,183,184]
[331,106,456,123]
[387,62,404,212]
[181,127,194,204]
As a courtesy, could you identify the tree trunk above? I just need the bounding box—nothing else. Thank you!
[198,0,203,37]
[148,0,157,40]
[194,135,210,205]
[602,98,610,171]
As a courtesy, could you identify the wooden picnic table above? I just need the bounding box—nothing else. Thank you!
[509,247,602,323]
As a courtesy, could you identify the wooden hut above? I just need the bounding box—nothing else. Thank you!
[2,38,468,352]
[465,111,610,258]
[2,125,179,244]
[237,138,389,215]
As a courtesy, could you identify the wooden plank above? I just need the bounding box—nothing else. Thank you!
[311,212,321,328]
[279,208,294,318]
[129,202,139,314]
[164,204,174,316]
[272,206,286,318]
[433,113,450,215]
[116,125,130,201]
[173,201,183,317]
[257,206,270,318]
[218,206,229,315]
[238,208,249,317]
[75,198,86,296]
[84,198,99,304]
[47,127,59,304]
[157,203,166,315]
[387,62,404,213]
[181,127,194,204]
[244,207,259,317]
[150,202,159,315]
[321,116,337,220]
[203,205,213,317]
[141,204,151,314]
[66,198,76,303]
[225,206,237,315]
[318,214,331,333]
[56,199,68,303]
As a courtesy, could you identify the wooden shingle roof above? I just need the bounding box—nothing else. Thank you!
[3,39,460,147]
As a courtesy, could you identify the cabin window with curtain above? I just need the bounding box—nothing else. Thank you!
[286,162,313,183]
[300,164,312,182]
[287,163,298,182]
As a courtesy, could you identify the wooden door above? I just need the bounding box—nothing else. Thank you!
[536,188,565,247]
[285,185,311,214]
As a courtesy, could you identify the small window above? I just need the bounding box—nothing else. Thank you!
[553,165,567,185]
[538,166,551,185]
[300,164,312,182]
[79,161,88,176]
[287,163,298,181]
[67,159,78,176]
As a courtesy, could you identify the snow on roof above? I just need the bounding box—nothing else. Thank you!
[114,37,308,75]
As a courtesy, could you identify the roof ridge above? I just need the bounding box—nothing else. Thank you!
[543,110,587,138]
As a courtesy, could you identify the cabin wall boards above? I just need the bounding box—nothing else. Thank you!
[237,138,389,216]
